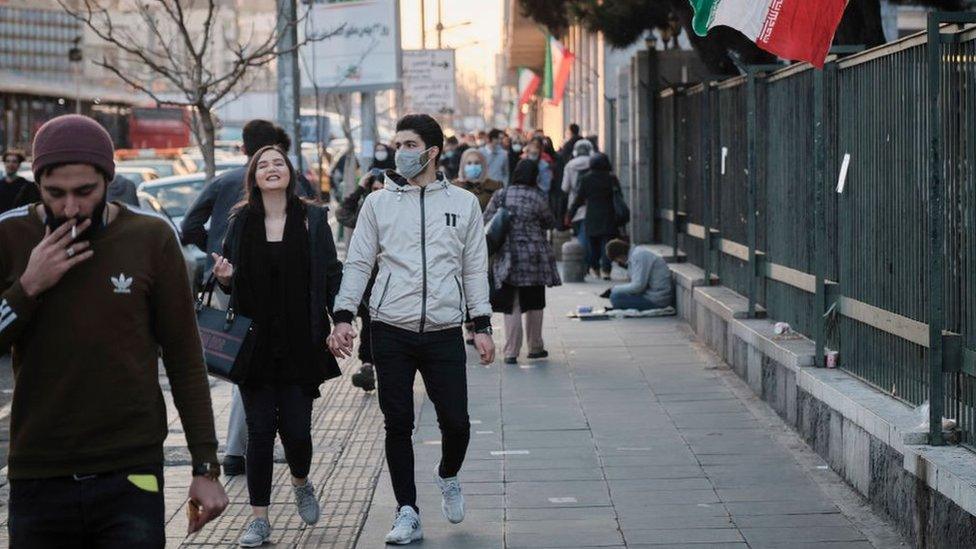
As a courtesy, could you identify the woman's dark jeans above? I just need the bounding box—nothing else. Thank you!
[240,383,314,507]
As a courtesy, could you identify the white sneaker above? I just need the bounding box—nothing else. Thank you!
[385,505,423,545]
[434,468,465,524]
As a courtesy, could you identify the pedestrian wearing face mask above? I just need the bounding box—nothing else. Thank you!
[480,128,509,185]
[452,148,503,347]
[329,114,495,545]
[212,145,343,546]
[453,148,502,211]
[371,143,396,172]
[507,135,523,175]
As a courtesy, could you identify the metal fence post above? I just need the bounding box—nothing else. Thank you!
[746,72,759,317]
[926,13,945,446]
[701,83,712,280]
[671,89,681,260]
[813,66,827,368]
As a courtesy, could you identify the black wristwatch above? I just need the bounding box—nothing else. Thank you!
[192,462,221,481]
[474,326,493,336]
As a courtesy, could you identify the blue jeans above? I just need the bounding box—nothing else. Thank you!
[9,465,165,548]
[573,221,590,268]
[610,292,662,311]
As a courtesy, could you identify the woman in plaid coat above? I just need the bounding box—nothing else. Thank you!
[483,159,562,364]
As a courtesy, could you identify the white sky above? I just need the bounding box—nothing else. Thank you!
[399,0,503,85]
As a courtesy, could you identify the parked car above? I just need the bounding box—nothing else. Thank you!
[136,172,224,293]
[115,166,159,185]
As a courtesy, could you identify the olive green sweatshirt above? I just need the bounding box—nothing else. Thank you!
[0,203,218,479]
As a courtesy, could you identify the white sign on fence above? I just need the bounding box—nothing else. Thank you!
[301,0,401,93]
[402,49,457,115]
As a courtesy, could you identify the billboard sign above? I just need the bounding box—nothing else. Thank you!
[301,0,401,93]
[401,49,457,115]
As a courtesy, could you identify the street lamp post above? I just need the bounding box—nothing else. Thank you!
[69,37,83,114]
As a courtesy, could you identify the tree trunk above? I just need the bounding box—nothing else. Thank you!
[197,106,218,182]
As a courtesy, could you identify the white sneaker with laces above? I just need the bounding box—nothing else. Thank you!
[434,468,465,524]
[385,505,423,545]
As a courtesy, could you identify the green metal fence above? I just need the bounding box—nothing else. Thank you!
[650,15,976,447]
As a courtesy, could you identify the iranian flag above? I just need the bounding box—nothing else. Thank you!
[690,0,849,68]
[544,35,574,105]
[516,68,541,129]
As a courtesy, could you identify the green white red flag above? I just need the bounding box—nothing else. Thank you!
[690,0,849,68]
[543,35,573,105]
[516,68,541,129]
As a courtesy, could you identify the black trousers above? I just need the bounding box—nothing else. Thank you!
[240,383,314,507]
[358,308,375,364]
[8,465,165,548]
[371,323,470,511]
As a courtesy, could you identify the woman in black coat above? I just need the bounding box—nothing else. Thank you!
[566,153,619,279]
[212,145,342,545]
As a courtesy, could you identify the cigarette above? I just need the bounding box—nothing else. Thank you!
[71,225,77,240]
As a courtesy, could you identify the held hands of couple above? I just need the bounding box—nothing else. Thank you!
[328,322,496,364]
[328,322,357,358]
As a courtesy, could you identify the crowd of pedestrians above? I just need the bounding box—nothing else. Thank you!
[0,112,657,547]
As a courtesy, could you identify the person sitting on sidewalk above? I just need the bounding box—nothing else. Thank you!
[0,114,228,546]
[604,239,674,311]
[329,114,495,545]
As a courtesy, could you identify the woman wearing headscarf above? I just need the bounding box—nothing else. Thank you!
[453,148,503,211]
[483,159,562,364]
[566,152,620,280]
[369,143,396,171]
[452,147,503,345]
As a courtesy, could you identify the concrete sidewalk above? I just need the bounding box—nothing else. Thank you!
[0,277,901,548]
[355,278,901,549]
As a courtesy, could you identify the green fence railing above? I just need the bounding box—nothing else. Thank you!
[650,14,976,448]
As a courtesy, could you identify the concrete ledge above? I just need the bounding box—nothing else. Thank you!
[731,318,816,370]
[693,285,766,321]
[639,243,686,263]
[799,366,976,519]
[680,275,976,545]
[669,262,707,290]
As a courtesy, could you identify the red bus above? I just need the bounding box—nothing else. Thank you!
[128,107,191,149]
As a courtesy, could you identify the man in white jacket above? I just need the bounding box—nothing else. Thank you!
[329,114,495,545]
[561,139,595,271]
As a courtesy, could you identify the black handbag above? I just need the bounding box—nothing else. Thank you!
[195,273,255,383]
[485,189,513,255]
[612,180,631,226]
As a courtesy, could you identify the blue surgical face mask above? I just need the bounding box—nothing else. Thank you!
[395,147,432,179]
[463,164,483,180]
[512,144,523,153]
[528,153,540,161]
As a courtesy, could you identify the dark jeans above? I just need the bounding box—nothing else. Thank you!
[358,310,375,364]
[240,383,314,507]
[588,235,613,273]
[371,322,470,511]
[8,465,165,548]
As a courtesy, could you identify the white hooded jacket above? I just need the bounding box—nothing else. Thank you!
[562,154,592,223]
[333,171,492,333]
